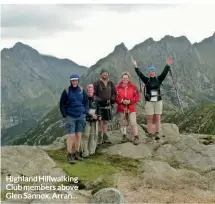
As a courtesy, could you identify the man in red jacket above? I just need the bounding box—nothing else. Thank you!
[115,72,140,145]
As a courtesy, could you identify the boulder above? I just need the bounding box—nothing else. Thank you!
[142,160,210,190]
[89,188,127,204]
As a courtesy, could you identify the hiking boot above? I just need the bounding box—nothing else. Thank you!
[97,132,103,145]
[133,135,140,145]
[74,151,84,161]
[121,134,128,143]
[82,149,89,158]
[67,153,76,164]
[82,153,89,158]
[103,133,111,144]
[89,153,95,157]
[147,133,154,138]
[154,132,160,140]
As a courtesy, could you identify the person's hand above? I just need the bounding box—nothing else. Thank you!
[131,58,137,67]
[92,114,98,119]
[98,116,102,120]
[166,56,173,65]
[123,100,130,105]
[122,100,127,105]
[126,100,131,104]
[125,99,131,104]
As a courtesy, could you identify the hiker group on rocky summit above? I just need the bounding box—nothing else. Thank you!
[60,57,173,164]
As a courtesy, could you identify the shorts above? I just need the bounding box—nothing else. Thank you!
[65,115,86,134]
[145,100,163,115]
[119,112,137,126]
[100,108,112,121]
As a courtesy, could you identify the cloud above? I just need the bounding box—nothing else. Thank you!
[1,4,178,39]
[1,4,215,67]
[98,4,177,13]
[1,4,91,39]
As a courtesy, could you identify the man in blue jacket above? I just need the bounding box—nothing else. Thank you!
[60,74,89,164]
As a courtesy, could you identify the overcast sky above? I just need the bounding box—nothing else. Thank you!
[1,4,215,67]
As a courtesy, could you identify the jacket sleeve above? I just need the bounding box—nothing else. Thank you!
[115,87,124,104]
[83,89,89,115]
[59,90,67,117]
[157,65,170,83]
[130,86,139,104]
[134,67,149,84]
[110,81,116,104]
[96,100,101,116]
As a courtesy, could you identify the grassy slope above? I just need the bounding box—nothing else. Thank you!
[46,148,143,194]
[163,103,215,135]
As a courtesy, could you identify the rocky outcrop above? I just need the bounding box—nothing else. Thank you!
[1,146,90,203]
[143,160,211,190]
[1,146,65,179]
[89,188,127,204]
[103,123,215,192]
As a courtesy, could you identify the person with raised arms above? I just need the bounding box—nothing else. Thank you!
[131,57,173,140]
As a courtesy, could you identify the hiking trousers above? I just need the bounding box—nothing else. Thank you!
[81,121,98,157]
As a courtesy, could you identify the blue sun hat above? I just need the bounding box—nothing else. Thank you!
[70,74,80,81]
[147,66,156,72]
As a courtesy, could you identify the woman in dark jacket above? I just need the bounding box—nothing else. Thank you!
[81,84,101,158]
[131,57,173,140]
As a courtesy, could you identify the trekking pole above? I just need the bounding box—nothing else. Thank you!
[138,77,145,108]
[124,104,129,126]
[169,69,185,115]
[139,78,142,95]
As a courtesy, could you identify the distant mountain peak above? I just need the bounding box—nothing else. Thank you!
[144,37,154,43]
[1,42,38,56]
[12,42,39,53]
[141,37,155,45]
[114,42,128,53]
[14,42,27,47]
[131,37,155,51]
[161,35,191,44]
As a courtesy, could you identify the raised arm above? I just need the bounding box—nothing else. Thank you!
[131,58,149,84]
[157,65,170,82]
[157,56,173,83]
